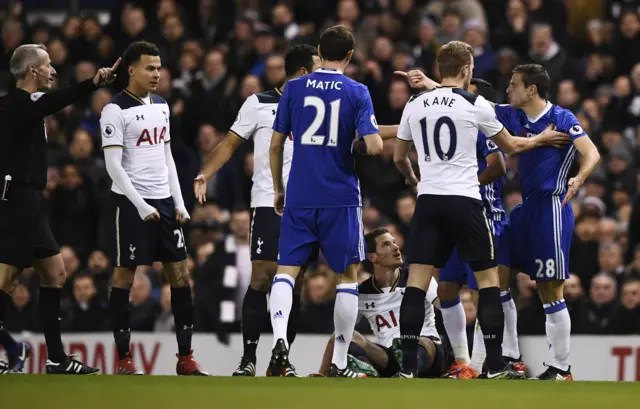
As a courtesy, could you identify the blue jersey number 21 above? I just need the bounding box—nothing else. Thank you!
[301,96,340,147]
[419,116,457,161]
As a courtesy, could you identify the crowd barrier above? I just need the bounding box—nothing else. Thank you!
[2,334,639,381]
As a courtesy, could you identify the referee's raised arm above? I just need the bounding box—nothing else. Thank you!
[0,44,119,190]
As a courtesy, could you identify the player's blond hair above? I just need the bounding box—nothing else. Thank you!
[437,41,473,79]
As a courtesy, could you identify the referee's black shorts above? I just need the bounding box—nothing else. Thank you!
[0,188,59,268]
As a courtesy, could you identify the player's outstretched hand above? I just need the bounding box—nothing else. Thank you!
[94,57,121,87]
[274,191,285,216]
[394,70,430,90]
[193,173,207,204]
[562,176,584,207]
[175,207,191,225]
[538,124,570,148]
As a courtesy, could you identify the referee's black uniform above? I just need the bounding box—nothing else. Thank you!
[0,79,98,268]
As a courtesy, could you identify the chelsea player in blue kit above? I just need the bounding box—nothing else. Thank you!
[495,65,599,380]
[268,26,383,378]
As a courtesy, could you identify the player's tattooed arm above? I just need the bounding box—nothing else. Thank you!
[478,152,506,186]
[270,131,287,215]
[562,136,600,206]
[393,140,419,186]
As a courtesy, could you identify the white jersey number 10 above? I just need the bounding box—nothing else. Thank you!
[301,96,341,147]
[419,116,458,162]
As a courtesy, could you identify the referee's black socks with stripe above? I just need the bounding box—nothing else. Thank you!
[171,286,194,357]
[39,287,67,363]
[110,287,132,360]
[241,286,301,361]
[399,286,426,373]
[477,286,506,371]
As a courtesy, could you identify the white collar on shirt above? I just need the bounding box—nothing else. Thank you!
[315,68,343,74]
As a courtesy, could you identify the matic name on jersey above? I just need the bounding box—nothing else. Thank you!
[100,90,171,199]
[230,88,293,208]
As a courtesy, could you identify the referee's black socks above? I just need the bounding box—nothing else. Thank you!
[110,287,131,360]
[399,286,426,373]
[171,286,194,357]
[39,287,67,363]
[0,291,19,354]
[477,286,506,371]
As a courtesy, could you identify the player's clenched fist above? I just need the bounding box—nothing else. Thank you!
[274,191,285,216]
[93,57,121,86]
[175,207,191,224]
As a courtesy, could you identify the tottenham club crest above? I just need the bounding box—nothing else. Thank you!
[103,124,114,138]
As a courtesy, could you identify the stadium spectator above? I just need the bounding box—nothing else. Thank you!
[129,273,161,332]
[62,273,109,332]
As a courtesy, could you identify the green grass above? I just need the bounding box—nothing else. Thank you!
[1,376,639,409]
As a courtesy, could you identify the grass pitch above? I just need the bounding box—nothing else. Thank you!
[1,376,638,409]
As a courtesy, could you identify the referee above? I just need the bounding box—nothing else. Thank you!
[0,44,118,375]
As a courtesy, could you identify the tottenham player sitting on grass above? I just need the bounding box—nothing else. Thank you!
[193,44,320,377]
[399,63,600,381]
[392,41,569,379]
[315,228,450,378]
[437,79,525,379]
[100,41,207,376]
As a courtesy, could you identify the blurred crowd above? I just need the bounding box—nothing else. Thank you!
[0,0,639,337]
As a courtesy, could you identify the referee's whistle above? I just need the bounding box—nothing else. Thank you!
[1,175,11,201]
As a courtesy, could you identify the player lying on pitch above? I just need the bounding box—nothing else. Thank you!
[315,228,452,378]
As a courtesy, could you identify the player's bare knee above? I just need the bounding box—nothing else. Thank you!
[537,280,564,303]
[437,281,460,301]
[351,330,367,346]
[113,267,136,289]
[250,261,275,291]
[339,264,360,283]
[407,264,435,290]
[163,260,190,287]
[473,266,499,289]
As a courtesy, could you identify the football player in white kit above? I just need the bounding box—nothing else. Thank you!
[193,44,321,377]
[100,41,207,375]
[393,41,569,378]
[316,228,451,378]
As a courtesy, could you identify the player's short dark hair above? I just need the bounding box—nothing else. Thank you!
[437,40,473,79]
[319,25,355,62]
[284,44,318,77]
[470,78,496,102]
[365,227,389,254]
[123,41,160,67]
[512,64,551,99]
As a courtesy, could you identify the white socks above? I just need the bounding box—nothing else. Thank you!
[543,299,571,371]
[269,274,294,349]
[501,291,520,359]
[470,320,486,373]
[332,283,359,369]
[441,298,470,364]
